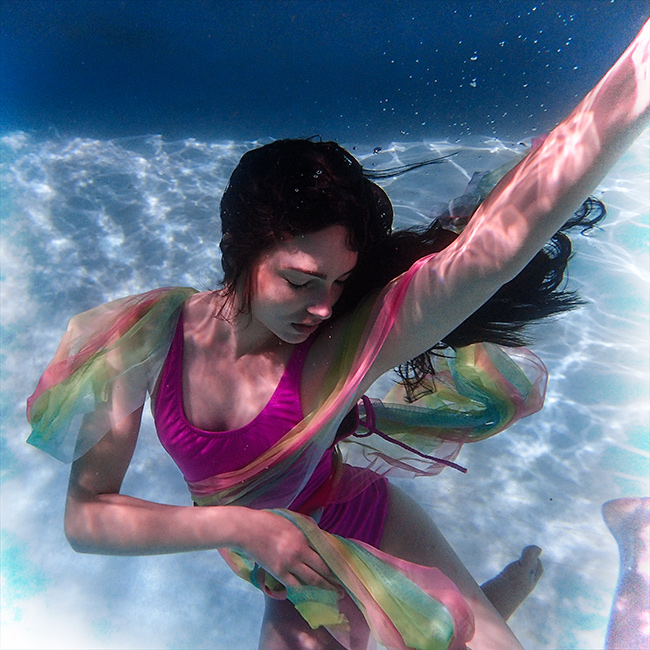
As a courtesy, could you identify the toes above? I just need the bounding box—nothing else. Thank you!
[520,545,542,563]
[519,545,543,581]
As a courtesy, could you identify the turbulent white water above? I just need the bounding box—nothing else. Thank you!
[1,130,648,649]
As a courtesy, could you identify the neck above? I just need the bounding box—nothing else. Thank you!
[213,291,285,358]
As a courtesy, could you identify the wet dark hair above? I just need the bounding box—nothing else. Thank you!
[219,138,605,399]
[219,139,393,314]
[385,199,604,399]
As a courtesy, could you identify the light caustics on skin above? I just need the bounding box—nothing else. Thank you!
[1,24,648,636]
[405,23,650,372]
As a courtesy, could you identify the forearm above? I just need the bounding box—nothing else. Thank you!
[368,22,649,377]
[64,491,252,556]
[465,18,650,275]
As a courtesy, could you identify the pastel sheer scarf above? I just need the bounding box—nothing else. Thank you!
[26,267,545,649]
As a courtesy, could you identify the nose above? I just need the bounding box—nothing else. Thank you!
[306,286,337,320]
[307,299,333,321]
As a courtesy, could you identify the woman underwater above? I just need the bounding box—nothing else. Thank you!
[26,20,650,650]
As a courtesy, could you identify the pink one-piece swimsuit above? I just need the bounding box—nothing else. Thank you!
[154,313,389,547]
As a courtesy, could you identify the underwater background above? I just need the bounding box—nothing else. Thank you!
[2,2,649,649]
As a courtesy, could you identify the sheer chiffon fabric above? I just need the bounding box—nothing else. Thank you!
[26,274,545,649]
[26,156,549,650]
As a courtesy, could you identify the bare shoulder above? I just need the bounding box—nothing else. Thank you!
[183,291,217,329]
[181,291,233,348]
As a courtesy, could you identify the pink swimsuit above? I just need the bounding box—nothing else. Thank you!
[154,314,389,547]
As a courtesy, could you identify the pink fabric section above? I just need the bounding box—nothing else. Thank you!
[26,287,175,419]
[317,468,389,547]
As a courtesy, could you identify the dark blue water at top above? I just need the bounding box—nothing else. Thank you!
[2,0,649,143]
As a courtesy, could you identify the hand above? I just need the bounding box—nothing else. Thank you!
[237,509,340,592]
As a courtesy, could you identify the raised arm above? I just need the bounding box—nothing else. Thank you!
[365,19,650,382]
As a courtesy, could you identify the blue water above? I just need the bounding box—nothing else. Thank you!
[2,1,649,141]
[1,2,649,649]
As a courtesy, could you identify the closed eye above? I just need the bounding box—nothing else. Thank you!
[284,269,353,290]
[286,279,310,290]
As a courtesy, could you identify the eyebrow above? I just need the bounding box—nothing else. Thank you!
[286,266,354,280]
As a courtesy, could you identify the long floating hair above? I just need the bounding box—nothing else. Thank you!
[387,198,606,401]
[219,138,606,401]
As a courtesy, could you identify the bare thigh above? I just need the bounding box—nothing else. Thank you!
[379,483,524,650]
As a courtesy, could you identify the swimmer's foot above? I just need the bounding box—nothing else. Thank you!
[602,497,650,559]
[480,545,543,621]
[602,497,650,650]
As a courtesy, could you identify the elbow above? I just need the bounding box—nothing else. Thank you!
[65,531,94,555]
[66,536,91,554]
[64,499,100,554]
[64,515,92,554]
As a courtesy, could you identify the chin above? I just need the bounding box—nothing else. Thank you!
[283,331,311,344]
[277,324,314,344]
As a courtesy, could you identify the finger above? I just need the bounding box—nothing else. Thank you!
[303,551,339,585]
[265,561,336,592]
[279,573,302,589]
[518,545,544,580]
[295,565,342,592]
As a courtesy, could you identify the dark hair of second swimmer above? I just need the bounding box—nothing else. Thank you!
[219,138,605,401]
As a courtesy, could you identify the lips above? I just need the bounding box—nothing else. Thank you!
[292,322,320,333]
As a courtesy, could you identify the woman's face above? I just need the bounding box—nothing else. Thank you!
[249,225,358,343]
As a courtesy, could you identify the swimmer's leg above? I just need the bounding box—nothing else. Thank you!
[379,482,526,650]
[479,545,543,620]
[602,496,650,650]
[259,593,370,650]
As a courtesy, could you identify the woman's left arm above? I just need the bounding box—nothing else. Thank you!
[366,19,650,381]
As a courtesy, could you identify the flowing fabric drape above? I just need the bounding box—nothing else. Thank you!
[26,152,546,648]
[26,274,545,649]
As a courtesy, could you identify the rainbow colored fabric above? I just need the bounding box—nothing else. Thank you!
[26,287,196,462]
[26,265,546,649]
